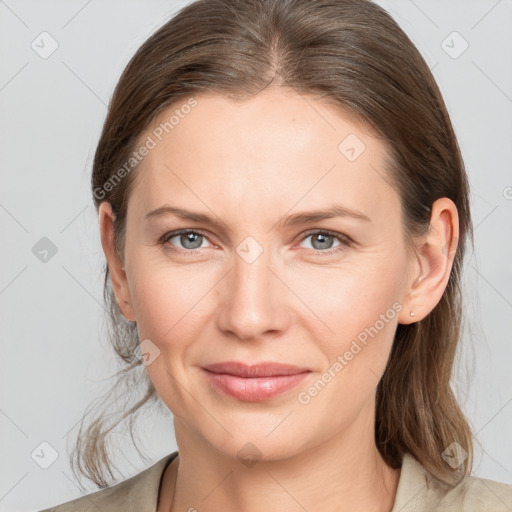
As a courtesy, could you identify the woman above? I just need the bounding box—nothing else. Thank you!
[39,0,512,510]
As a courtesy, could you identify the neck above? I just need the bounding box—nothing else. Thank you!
[159,414,400,512]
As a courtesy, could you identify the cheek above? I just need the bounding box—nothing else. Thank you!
[128,263,214,413]
[293,254,405,339]
[128,256,213,342]
[293,254,406,393]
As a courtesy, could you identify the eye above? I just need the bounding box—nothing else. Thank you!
[159,229,212,254]
[297,230,351,255]
[159,229,352,257]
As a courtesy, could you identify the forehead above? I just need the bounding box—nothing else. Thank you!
[128,88,398,225]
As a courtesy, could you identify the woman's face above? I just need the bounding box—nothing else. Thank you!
[117,87,415,460]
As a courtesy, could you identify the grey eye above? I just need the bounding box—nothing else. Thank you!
[312,233,333,250]
[167,231,205,250]
[302,232,341,251]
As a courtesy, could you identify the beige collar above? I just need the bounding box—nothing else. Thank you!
[47,451,511,511]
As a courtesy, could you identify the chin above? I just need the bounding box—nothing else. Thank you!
[192,416,316,466]
[209,438,303,466]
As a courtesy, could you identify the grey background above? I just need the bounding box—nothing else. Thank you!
[0,1,511,511]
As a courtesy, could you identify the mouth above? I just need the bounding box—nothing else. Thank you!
[201,361,311,402]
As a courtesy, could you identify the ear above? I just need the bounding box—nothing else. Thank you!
[398,197,459,325]
[98,201,136,322]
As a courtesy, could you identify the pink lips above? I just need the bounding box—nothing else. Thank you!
[202,361,311,402]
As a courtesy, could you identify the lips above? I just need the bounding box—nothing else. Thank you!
[201,361,311,402]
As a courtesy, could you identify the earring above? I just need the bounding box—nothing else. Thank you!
[409,311,415,317]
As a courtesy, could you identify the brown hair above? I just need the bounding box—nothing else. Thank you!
[74,0,474,489]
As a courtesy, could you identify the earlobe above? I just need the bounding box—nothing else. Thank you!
[98,201,136,322]
[399,198,459,325]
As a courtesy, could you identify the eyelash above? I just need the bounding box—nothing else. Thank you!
[158,229,352,257]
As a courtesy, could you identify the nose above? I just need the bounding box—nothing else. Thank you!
[216,244,292,341]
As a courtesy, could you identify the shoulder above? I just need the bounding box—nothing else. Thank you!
[437,473,512,511]
[392,453,512,512]
[36,452,178,512]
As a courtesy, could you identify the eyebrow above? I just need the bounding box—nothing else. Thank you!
[145,206,233,234]
[280,205,371,226]
[144,204,371,231]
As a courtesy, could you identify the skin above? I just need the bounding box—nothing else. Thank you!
[99,86,459,512]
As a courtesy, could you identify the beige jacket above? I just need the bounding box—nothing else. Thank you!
[38,451,512,511]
